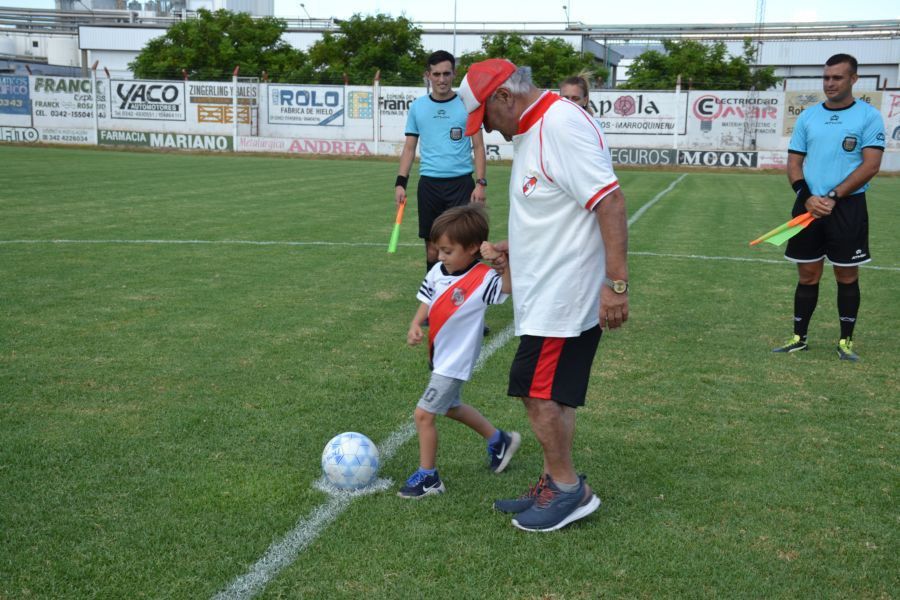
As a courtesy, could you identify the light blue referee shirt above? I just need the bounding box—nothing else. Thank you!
[405,93,474,178]
[788,100,886,196]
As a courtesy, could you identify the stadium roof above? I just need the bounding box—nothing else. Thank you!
[1,6,898,41]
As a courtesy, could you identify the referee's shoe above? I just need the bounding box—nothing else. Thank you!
[772,334,808,353]
[837,338,859,362]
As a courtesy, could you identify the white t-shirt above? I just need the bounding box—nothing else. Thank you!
[417,261,508,380]
[508,92,620,337]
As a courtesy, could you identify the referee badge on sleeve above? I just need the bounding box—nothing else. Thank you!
[842,136,858,152]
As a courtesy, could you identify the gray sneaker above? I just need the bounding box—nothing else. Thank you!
[511,475,601,532]
[493,473,547,514]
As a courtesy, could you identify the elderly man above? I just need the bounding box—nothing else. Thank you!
[459,59,629,532]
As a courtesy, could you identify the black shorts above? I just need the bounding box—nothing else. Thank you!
[508,325,602,408]
[785,192,871,266]
[417,173,475,239]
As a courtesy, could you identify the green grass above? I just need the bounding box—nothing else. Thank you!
[1,146,897,598]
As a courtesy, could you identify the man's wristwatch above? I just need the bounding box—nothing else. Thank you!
[826,189,840,201]
[604,278,629,294]
[476,178,487,186]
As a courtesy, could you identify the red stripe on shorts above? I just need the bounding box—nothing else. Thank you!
[528,338,565,400]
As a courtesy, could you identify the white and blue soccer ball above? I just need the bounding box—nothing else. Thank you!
[321,432,380,490]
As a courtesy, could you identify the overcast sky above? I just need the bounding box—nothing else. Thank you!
[288,0,897,24]
[8,0,900,23]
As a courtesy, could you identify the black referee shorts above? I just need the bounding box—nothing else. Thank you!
[785,192,871,266]
[417,173,475,239]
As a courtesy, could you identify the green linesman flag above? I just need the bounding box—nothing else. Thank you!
[387,199,406,254]
[750,212,815,247]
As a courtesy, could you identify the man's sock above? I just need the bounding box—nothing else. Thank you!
[837,280,860,340]
[793,282,820,338]
[554,478,580,493]
[417,467,436,476]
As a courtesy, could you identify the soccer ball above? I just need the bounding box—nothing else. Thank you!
[321,432,380,490]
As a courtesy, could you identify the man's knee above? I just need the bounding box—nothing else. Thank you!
[797,261,824,285]
[833,265,859,284]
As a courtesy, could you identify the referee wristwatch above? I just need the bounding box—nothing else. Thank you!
[604,278,629,294]
[476,178,488,186]
[826,189,840,201]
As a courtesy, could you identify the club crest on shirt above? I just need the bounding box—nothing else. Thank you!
[842,135,858,152]
[452,288,466,306]
[522,175,538,197]
[450,127,463,141]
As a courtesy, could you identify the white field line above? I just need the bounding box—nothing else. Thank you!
[630,251,900,272]
[4,238,898,272]
[0,239,418,248]
[212,174,686,599]
[627,173,687,227]
[212,324,513,600]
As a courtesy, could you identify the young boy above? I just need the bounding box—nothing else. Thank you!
[399,204,520,499]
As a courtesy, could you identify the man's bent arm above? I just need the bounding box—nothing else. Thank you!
[470,130,487,203]
[595,188,629,329]
[832,147,883,198]
[787,152,805,186]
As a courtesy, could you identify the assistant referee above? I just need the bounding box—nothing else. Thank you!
[774,53,885,361]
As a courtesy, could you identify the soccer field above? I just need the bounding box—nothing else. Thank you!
[1,145,897,598]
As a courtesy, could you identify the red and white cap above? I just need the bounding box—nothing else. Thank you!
[458,58,517,136]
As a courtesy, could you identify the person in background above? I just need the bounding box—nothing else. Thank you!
[559,74,593,114]
[394,50,488,275]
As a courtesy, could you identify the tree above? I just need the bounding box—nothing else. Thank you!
[458,32,609,89]
[620,39,779,90]
[301,14,428,85]
[129,9,307,81]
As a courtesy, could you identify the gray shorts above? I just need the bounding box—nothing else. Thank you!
[417,372,464,415]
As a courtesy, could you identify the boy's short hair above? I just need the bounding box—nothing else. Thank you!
[429,204,489,253]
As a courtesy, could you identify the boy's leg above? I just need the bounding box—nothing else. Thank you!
[447,404,521,473]
[414,407,438,470]
[445,404,496,439]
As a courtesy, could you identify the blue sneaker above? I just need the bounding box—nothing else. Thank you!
[493,473,547,514]
[397,469,445,499]
[488,430,521,473]
[511,475,601,532]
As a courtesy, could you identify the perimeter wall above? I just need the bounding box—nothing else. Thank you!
[2,75,898,171]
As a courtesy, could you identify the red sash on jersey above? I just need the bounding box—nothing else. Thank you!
[428,263,491,361]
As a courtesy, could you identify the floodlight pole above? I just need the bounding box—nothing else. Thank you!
[673,74,681,151]
[232,65,239,152]
[374,69,381,156]
[452,0,457,56]
[91,60,99,146]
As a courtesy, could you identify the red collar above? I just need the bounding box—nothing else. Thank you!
[517,91,560,135]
